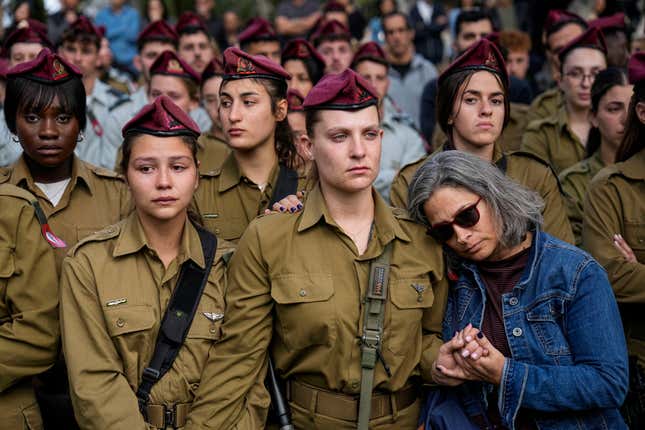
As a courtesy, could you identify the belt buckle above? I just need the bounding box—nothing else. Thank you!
[163,404,177,429]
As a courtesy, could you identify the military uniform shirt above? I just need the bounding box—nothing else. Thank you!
[196,133,230,174]
[526,87,562,124]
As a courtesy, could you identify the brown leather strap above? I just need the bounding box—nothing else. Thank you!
[146,403,191,429]
[287,379,418,422]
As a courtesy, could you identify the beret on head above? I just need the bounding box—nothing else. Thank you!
[303,68,378,110]
[628,51,645,84]
[138,20,178,46]
[149,50,201,83]
[281,39,326,69]
[122,95,200,138]
[558,26,607,63]
[222,47,291,81]
[590,13,626,33]
[70,16,103,38]
[544,9,587,36]
[201,57,225,81]
[310,19,351,46]
[438,38,508,87]
[239,17,278,45]
[1,19,52,57]
[6,47,82,83]
[287,88,305,112]
[176,12,210,36]
[351,41,388,67]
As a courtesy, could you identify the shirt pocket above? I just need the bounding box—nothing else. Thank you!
[201,215,247,242]
[105,304,156,378]
[526,297,571,356]
[386,277,435,356]
[0,247,15,314]
[270,273,336,351]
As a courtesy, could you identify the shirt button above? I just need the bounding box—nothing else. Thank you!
[215,228,220,234]
[191,383,200,390]
[209,326,218,334]
[512,327,523,337]
[509,297,519,306]
[116,318,125,327]
[299,289,307,297]
[350,380,359,389]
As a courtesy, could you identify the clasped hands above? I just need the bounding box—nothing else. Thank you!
[432,324,506,387]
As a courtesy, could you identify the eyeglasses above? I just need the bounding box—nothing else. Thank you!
[426,197,482,242]
[563,69,600,83]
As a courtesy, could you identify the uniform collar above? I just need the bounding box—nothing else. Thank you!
[557,104,584,147]
[297,182,411,243]
[113,211,206,268]
[11,154,94,195]
[217,152,279,192]
[620,147,645,179]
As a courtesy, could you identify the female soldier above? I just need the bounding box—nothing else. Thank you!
[389,38,574,244]
[0,185,58,430]
[199,58,231,172]
[0,47,132,427]
[193,47,306,243]
[408,150,628,429]
[583,52,645,426]
[204,69,448,429]
[59,96,266,429]
[281,38,326,98]
[559,67,632,245]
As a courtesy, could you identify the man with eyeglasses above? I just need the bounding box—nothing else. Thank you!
[521,27,607,175]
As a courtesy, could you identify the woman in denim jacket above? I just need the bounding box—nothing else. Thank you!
[408,150,629,430]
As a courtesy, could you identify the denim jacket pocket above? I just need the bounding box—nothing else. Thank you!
[526,297,571,356]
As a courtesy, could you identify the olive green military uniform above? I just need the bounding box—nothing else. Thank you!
[526,87,563,124]
[559,151,605,246]
[205,184,448,429]
[0,185,59,430]
[193,153,309,243]
[0,155,132,269]
[389,143,575,244]
[60,212,269,429]
[582,148,645,367]
[521,105,586,175]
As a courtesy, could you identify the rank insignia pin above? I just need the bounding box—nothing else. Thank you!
[410,283,426,302]
[203,312,224,322]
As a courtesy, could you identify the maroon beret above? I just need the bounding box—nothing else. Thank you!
[239,17,278,45]
[176,12,210,36]
[303,68,378,110]
[222,47,291,81]
[202,57,225,81]
[138,20,178,46]
[0,58,9,79]
[628,51,645,84]
[310,19,351,46]
[544,10,587,36]
[281,39,326,68]
[287,88,305,112]
[1,19,52,57]
[6,47,82,83]
[70,16,102,38]
[558,26,607,63]
[323,1,346,13]
[149,50,201,83]
[438,38,508,87]
[122,95,200,138]
[590,13,626,32]
[351,41,387,68]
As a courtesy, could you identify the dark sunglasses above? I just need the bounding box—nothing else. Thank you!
[426,197,482,242]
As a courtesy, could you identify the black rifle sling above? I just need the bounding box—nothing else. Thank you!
[136,224,217,415]
[269,163,299,207]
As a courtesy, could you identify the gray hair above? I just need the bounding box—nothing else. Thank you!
[407,151,544,249]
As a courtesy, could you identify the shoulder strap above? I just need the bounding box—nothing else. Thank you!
[136,224,218,417]
[268,163,299,208]
[358,242,393,430]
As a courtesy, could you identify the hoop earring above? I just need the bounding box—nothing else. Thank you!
[11,135,19,143]
[77,132,84,143]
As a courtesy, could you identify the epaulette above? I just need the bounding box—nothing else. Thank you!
[0,183,37,202]
[69,223,122,256]
[89,164,122,180]
[199,167,222,178]
[108,92,131,112]
[392,206,413,221]
[525,114,558,131]
[559,159,591,181]
[589,165,620,185]
[508,149,565,194]
[0,168,11,183]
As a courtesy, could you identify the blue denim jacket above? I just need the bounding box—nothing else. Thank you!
[443,229,628,430]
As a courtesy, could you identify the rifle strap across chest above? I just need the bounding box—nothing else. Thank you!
[268,163,299,208]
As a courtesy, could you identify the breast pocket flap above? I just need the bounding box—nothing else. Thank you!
[0,247,15,278]
[105,304,155,337]
[271,273,334,304]
[390,278,435,309]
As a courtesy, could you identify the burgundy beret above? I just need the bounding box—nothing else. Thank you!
[628,51,645,84]
[1,19,52,57]
[149,50,201,83]
[122,95,200,138]
[544,10,587,35]
[70,16,102,38]
[558,26,607,63]
[310,19,351,46]
[281,39,326,69]
[303,68,378,110]
[6,47,82,83]
[351,41,387,67]
[176,12,210,36]
[590,13,626,32]
[222,47,291,81]
[138,20,178,46]
[323,1,346,13]
[239,17,278,45]
[0,58,9,79]
[287,88,305,112]
[202,57,225,81]
[438,38,508,87]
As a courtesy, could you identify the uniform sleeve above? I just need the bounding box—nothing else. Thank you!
[389,170,409,209]
[59,254,149,430]
[0,205,59,391]
[583,179,645,303]
[520,124,550,164]
[535,166,574,244]
[192,222,274,429]
[420,274,448,383]
[559,174,584,246]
